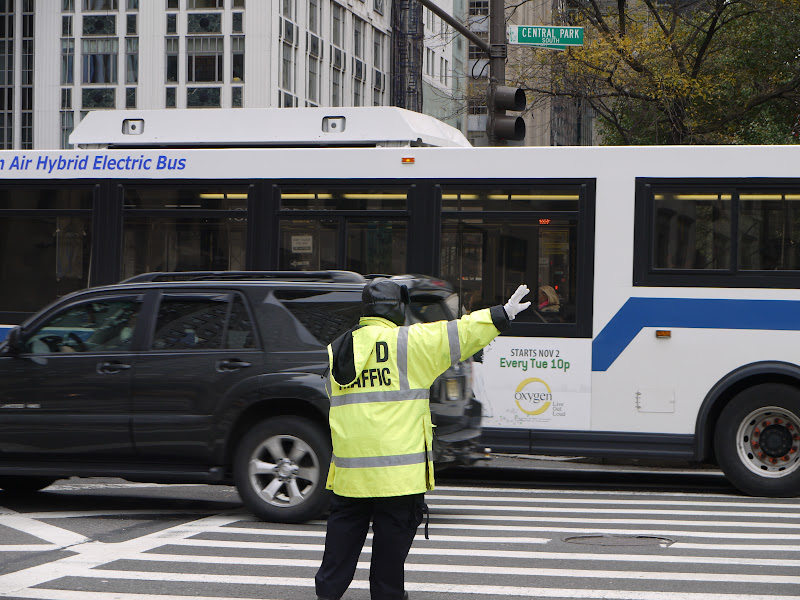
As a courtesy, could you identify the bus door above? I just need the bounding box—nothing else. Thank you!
[438,185,594,449]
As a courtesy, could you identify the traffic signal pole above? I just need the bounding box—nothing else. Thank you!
[415,0,525,145]
[488,0,506,146]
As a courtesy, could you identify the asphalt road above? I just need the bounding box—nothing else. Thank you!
[1,456,798,600]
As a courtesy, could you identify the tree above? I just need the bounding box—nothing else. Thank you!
[515,0,800,144]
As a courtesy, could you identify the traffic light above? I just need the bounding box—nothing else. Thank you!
[488,85,527,143]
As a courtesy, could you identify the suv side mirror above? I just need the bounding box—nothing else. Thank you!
[3,327,24,356]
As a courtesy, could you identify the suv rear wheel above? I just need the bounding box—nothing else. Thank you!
[234,416,331,523]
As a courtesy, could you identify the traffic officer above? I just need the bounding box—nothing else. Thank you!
[315,278,531,600]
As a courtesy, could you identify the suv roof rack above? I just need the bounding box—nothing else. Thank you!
[120,270,366,284]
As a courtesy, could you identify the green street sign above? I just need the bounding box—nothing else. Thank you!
[507,25,584,48]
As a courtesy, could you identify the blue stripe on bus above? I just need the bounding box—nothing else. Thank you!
[0,325,11,342]
[591,298,800,372]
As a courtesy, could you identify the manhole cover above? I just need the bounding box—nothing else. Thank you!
[564,535,674,547]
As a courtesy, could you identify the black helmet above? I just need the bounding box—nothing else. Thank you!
[362,278,409,326]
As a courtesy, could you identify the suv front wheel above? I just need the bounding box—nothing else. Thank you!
[234,416,331,523]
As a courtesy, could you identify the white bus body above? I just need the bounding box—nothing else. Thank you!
[1,108,799,497]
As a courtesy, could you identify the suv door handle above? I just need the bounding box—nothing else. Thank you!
[97,361,132,374]
[216,359,252,372]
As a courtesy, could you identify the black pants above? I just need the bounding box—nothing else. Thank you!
[315,493,424,600]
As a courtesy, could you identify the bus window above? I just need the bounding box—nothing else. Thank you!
[653,191,732,270]
[0,187,93,314]
[278,187,409,273]
[120,186,248,279]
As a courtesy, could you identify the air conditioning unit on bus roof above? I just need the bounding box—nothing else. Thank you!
[69,107,472,150]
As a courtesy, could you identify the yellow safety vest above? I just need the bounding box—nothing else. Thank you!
[326,307,503,498]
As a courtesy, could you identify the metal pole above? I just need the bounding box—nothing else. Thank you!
[488,0,507,146]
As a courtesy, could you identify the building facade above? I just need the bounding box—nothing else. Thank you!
[6,0,410,150]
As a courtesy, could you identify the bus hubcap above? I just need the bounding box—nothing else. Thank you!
[737,406,800,478]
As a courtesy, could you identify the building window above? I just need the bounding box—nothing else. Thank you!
[468,98,488,115]
[22,0,35,152]
[468,0,489,15]
[307,53,319,105]
[353,17,364,59]
[280,91,296,108]
[82,38,119,83]
[22,40,33,87]
[374,0,384,15]
[188,0,223,7]
[331,66,341,107]
[232,12,243,33]
[126,13,136,34]
[281,0,294,19]
[126,87,136,108]
[187,36,224,82]
[83,0,118,9]
[353,80,363,107]
[232,86,243,108]
[166,13,177,34]
[61,88,72,109]
[282,40,295,94]
[62,15,73,36]
[187,86,221,107]
[308,0,319,34]
[331,2,343,47]
[63,0,75,11]
[232,36,244,82]
[61,39,75,84]
[166,87,176,107]
[469,32,488,59]
[166,0,178,8]
[82,88,116,109]
[233,0,245,6]
[61,111,75,149]
[166,37,179,83]
[373,28,385,106]
[126,37,138,83]
[187,13,222,34]
[83,15,116,35]
[127,0,139,9]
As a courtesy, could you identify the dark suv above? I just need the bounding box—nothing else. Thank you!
[0,271,482,522]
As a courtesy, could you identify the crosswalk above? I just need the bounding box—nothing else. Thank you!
[1,484,800,600]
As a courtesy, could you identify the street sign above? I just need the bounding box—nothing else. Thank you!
[507,25,584,48]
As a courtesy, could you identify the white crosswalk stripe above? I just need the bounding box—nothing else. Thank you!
[1,485,799,600]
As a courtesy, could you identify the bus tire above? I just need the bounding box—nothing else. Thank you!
[0,476,57,494]
[234,416,331,523]
[714,383,800,497]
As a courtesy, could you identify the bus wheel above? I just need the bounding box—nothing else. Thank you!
[714,383,800,497]
[234,416,331,523]
[0,476,57,494]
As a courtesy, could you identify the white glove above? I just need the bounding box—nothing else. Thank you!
[504,284,531,320]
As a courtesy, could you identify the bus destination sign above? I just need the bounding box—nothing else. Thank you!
[507,25,584,49]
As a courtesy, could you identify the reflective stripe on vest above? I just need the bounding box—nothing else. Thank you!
[333,451,427,468]
[329,387,429,408]
[397,326,410,390]
[447,320,460,366]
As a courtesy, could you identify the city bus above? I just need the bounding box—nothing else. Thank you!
[1,107,799,498]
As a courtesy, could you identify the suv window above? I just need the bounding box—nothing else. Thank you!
[152,293,256,350]
[25,297,141,354]
[275,290,362,345]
